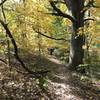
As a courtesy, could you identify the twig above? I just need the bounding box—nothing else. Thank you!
[0,0,7,6]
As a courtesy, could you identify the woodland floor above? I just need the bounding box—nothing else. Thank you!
[0,53,100,100]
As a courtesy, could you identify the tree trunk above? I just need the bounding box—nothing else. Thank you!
[50,0,86,69]
[67,0,85,69]
[69,32,85,69]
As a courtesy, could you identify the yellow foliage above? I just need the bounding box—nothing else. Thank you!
[0,0,100,53]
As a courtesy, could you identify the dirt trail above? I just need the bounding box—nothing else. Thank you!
[0,55,99,100]
[46,56,100,100]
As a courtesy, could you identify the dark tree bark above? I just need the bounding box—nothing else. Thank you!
[1,0,11,66]
[65,0,85,69]
[50,0,92,69]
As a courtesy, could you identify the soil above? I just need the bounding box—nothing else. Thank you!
[0,54,100,100]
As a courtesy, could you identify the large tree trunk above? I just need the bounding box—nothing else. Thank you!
[69,32,85,69]
[67,0,85,69]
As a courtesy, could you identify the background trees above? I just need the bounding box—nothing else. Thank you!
[0,0,100,70]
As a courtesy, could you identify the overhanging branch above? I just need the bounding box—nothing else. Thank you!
[84,18,95,22]
[32,27,69,41]
[0,0,7,6]
[0,19,49,77]
[49,0,75,23]
[86,0,99,8]
[81,0,99,14]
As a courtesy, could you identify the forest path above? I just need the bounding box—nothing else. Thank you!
[0,54,99,100]
[45,56,100,100]
[46,56,79,100]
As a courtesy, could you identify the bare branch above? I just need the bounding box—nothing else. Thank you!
[53,0,65,4]
[32,27,69,41]
[84,18,95,22]
[0,19,49,77]
[63,0,71,9]
[81,0,99,14]
[0,0,7,6]
[49,0,75,23]
[86,0,99,8]
[1,1,6,22]
[0,58,7,64]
